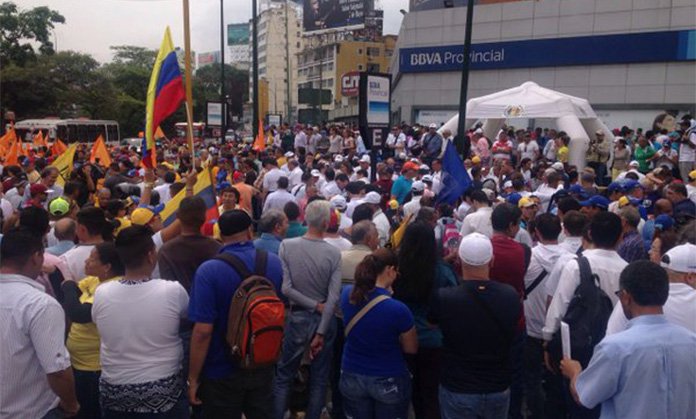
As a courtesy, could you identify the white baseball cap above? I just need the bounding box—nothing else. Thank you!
[284,151,295,158]
[330,195,347,211]
[310,169,321,177]
[660,243,696,273]
[503,180,513,189]
[363,191,381,205]
[551,162,564,171]
[421,174,433,183]
[334,155,344,163]
[429,123,438,129]
[360,155,371,164]
[411,180,425,192]
[458,233,493,266]
[629,160,639,167]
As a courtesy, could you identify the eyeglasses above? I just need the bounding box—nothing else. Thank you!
[614,289,624,298]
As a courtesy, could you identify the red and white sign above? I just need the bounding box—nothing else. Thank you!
[341,71,360,97]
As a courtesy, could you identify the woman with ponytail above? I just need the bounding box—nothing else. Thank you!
[339,248,418,418]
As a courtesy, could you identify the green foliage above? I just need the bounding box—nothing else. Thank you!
[0,2,65,66]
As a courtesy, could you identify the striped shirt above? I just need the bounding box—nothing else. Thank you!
[0,274,72,418]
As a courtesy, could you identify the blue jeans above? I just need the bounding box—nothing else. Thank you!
[272,310,336,419]
[439,385,510,419]
[340,371,411,419]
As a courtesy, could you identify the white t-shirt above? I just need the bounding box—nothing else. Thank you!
[460,207,493,238]
[0,197,13,221]
[262,168,284,192]
[93,279,188,384]
[153,183,172,205]
[518,141,539,161]
[324,236,352,251]
[679,132,696,162]
[59,245,95,282]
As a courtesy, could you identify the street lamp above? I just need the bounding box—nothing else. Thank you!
[455,0,475,151]
[252,0,259,139]
[220,0,227,140]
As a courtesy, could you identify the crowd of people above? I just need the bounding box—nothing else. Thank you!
[1,113,695,419]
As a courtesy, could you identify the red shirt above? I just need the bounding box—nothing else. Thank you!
[490,233,526,333]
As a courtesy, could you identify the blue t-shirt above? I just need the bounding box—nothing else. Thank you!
[391,176,413,205]
[188,241,283,379]
[341,286,414,377]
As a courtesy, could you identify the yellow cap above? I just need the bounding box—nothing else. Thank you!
[618,196,630,208]
[114,217,132,236]
[130,208,156,225]
[389,199,399,210]
[689,170,696,181]
[518,197,536,208]
[472,155,481,164]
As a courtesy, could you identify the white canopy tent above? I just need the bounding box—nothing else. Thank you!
[439,81,614,169]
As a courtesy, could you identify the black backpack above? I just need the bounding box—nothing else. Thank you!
[549,256,613,368]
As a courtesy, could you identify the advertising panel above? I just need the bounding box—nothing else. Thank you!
[409,0,525,13]
[341,71,360,97]
[207,102,224,127]
[227,23,249,46]
[198,51,220,67]
[365,74,390,126]
[303,0,370,34]
[399,30,696,73]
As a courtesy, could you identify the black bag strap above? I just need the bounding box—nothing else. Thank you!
[522,244,532,274]
[215,249,268,279]
[577,255,596,287]
[463,283,512,346]
[524,268,548,300]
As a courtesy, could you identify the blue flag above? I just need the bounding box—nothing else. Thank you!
[437,141,471,205]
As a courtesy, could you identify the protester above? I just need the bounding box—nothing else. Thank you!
[0,228,79,418]
[560,261,695,419]
[188,210,283,418]
[62,242,124,419]
[273,200,342,419]
[429,233,521,419]
[93,225,189,418]
[339,248,418,418]
[254,209,288,255]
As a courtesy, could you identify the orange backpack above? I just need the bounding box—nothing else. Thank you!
[215,250,285,369]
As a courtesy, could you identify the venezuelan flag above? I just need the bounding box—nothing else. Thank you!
[144,27,185,168]
[160,169,219,227]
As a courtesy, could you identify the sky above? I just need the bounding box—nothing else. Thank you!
[21,0,408,64]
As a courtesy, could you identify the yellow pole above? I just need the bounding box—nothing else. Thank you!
[183,0,195,157]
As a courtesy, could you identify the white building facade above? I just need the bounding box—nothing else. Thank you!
[390,0,696,130]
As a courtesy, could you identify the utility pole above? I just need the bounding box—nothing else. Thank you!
[252,0,259,137]
[284,0,292,123]
[220,0,226,139]
[456,0,475,141]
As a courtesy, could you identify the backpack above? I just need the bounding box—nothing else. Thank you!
[440,218,461,259]
[214,250,285,369]
[549,256,613,368]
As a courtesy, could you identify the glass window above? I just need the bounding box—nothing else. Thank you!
[367,47,380,57]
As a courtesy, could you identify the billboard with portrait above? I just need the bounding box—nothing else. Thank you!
[303,0,371,34]
[409,0,525,13]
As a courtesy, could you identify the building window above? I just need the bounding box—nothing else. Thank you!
[296,41,300,48]
[385,49,394,57]
[367,63,380,72]
[358,64,364,70]
[357,48,363,55]
[366,47,380,57]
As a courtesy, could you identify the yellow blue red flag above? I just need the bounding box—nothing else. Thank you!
[160,170,219,227]
[144,27,185,168]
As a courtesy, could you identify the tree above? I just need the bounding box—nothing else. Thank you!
[192,64,249,122]
[110,45,157,69]
[0,2,65,66]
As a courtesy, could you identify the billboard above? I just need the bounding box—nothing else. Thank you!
[399,30,696,73]
[198,51,220,67]
[207,102,224,127]
[359,72,391,128]
[341,71,360,97]
[227,23,249,46]
[303,0,371,34]
[409,0,525,12]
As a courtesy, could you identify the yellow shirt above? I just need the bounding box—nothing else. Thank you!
[66,276,119,371]
[557,145,569,163]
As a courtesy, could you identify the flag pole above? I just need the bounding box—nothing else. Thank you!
[183,0,195,158]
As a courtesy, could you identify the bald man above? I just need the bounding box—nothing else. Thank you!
[46,218,76,257]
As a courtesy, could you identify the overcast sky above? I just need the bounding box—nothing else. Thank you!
[21,0,408,64]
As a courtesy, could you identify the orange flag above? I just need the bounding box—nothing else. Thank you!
[5,140,23,166]
[90,135,112,167]
[154,126,167,140]
[252,119,266,152]
[33,131,48,148]
[0,128,17,149]
[52,138,68,156]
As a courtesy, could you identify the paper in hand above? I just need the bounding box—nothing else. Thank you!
[561,321,571,359]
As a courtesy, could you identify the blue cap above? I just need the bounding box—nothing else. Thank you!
[579,195,610,210]
[137,203,165,215]
[506,193,522,206]
[623,179,641,191]
[607,182,624,193]
[654,214,674,231]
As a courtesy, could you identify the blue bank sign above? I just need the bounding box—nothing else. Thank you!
[399,30,695,73]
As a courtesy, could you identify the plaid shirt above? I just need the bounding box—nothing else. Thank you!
[618,230,648,263]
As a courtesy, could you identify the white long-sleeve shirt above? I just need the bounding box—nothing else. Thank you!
[460,206,493,238]
[524,243,566,339]
[542,248,627,341]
